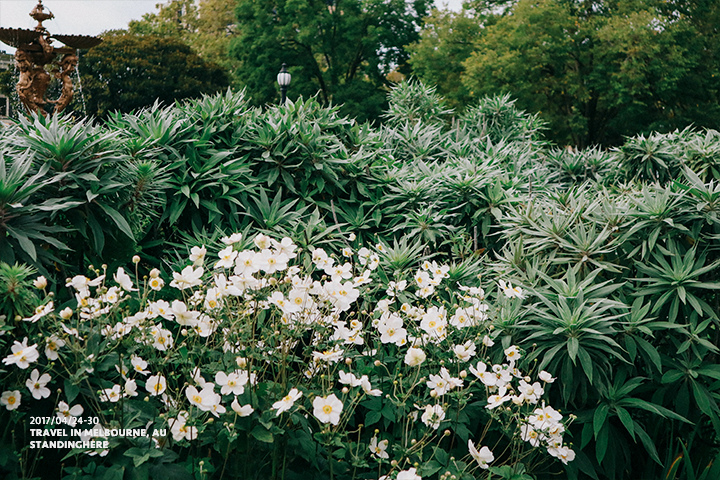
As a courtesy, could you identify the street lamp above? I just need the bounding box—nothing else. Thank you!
[277,63,291,105]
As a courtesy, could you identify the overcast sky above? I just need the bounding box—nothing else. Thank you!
[0,0,463,49]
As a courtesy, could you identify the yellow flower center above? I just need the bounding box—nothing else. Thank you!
[8,396,16,405]
[322,405,333,414]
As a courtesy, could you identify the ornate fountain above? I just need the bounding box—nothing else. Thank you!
[0,0,102,115]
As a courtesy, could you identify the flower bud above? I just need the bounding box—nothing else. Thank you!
[132,255,141,264]
[33,276,47,289]
[374,360,381,367]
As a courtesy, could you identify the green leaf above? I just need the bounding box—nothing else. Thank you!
[102,465,125,480]
[98,203,135,240]
[615,407,635,440]
[250,425,274,443]
[593,404,609,438]
[64,379,80,403]
[365,410,382,427]
[567,336,579,362]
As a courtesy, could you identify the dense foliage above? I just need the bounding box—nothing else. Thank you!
[77,32,229,117]
[227,0,432,122]
[1,84,719,480]
[128,0,241,81]
[409,0,720,146]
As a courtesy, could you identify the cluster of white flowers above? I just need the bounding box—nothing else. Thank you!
[0,232,576,476]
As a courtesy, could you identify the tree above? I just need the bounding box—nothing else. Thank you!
[409,0,720,146]
[128,0,241,80]
[77,32,229,117]
[406,8,481,111]
[229,0,432,123]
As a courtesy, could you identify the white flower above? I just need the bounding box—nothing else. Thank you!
[186,384,219,412]
[146,374,167,396]
[231,398,254,417]
[26,369,51,400]
[369,436,389,459]
[499,279,525,299]
[312,394,343,425]
[0,390,21,411]
[42,335,63,363]
[2,338,40,369]
[453,341,477,362]
[151,325,174,351]
[396,468,421,480]
[518,380,544,404]
[377,314,406,345]
[215,245,238,269]
[327,262,352,282]
[170,266,204,290]
[100,385,122,402]
[235,250,260,275]
[486,386,511,409]
[254,233,272,250]
[338,370,362,387]
[272,388,302,416]
[548,445,576,464]
[404,347,426,367]
[420,404,445,429]
[221,233,243,245]
[149,300,174,320]
[171,300,200,326]
[170,412,197,442]
[114,267,136,291]
[385,280,407,297]
[59,307,73,320]
[504,345,522,364]
[23,302,53,323]
[520,424,542,447]
[131,355,150,375]
[427,367,461,396]
[190,245,207,265]
[539,370,556,383]
[33,276,47,289]
[469,362,496,387]
[312,346,344,364]
[124,378,139,397]
[148,276,165,291]
[357,247,370,265]
[468,440,494,469]
[215,371,244,396]
[57,401,83,421]
[359,376,382,396]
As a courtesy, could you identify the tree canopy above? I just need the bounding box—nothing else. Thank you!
[409,0,720,146]
[229,0,432,123]
[78,32,229,117]
[128,0,241,80]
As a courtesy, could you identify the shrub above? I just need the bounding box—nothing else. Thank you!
[0,235,574,480]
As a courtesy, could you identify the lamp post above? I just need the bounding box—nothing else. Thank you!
[277,63,291,105]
